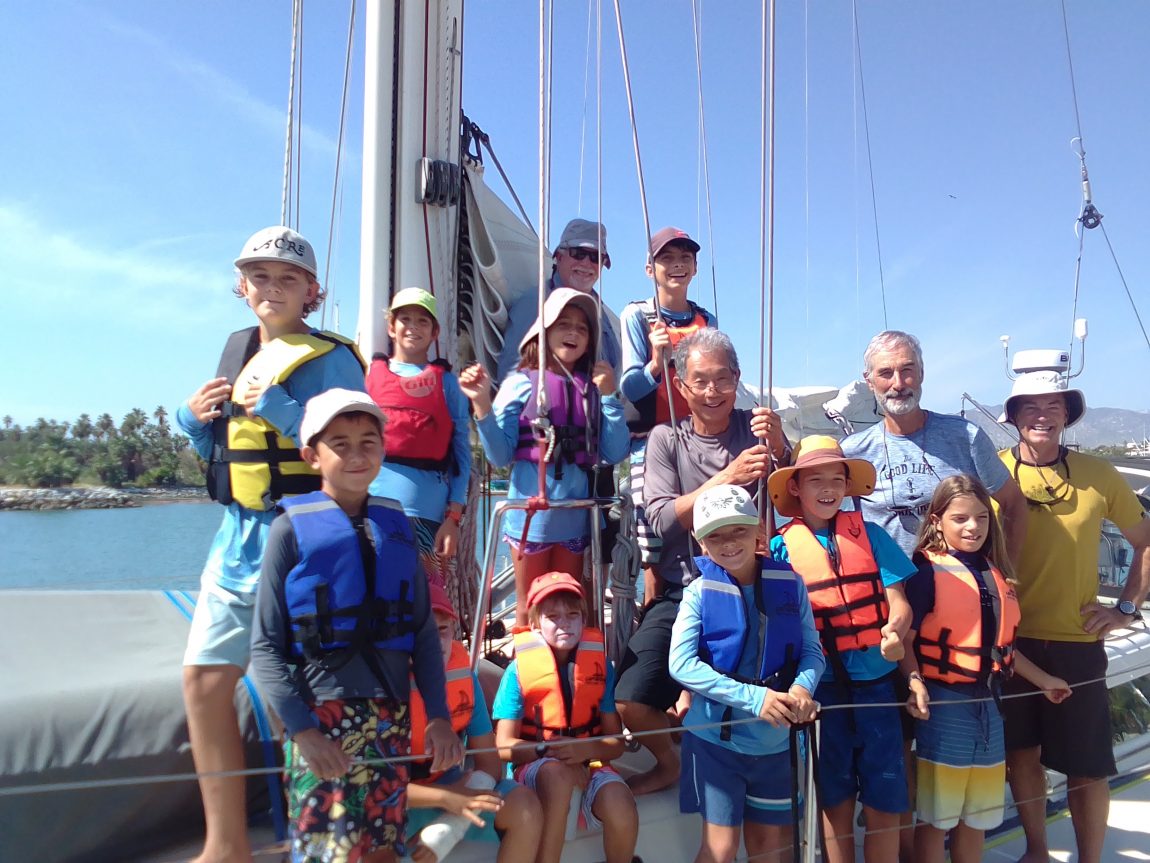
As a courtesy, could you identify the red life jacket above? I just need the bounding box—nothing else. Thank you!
[916,551,1020,686]
[626,299,710,435]
[513,627,607,744]
[365,356,454,472]
[408,640,476,782]
[780,512,889,658]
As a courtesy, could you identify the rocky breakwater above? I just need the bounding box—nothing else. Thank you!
[1,487,142,510]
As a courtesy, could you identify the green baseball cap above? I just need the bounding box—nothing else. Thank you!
[388,287,438,322]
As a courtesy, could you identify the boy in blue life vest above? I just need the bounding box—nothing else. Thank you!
[404,582,543,863]
[177,226,367,863]
[767,435,915,863]
[250,389,464,863]
[365,288,471,588]
[619,227,717,605]
[492,572,638,863]
[668,484,824,863]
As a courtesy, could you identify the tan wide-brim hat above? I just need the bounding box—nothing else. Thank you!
[767,434,877,518]
[518,287,601,358]
[999,370,1086,428]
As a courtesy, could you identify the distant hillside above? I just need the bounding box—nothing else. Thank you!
[963,403,1150,450]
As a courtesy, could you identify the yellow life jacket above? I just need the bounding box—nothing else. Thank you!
[206,329,365,511]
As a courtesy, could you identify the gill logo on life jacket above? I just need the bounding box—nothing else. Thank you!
[399,370,438,399]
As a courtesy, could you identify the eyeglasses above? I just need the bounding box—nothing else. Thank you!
[680,377,738,396]
[1012,446,1073,508]
[566,248,603,266]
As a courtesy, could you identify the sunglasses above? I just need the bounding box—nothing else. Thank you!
[565,248,603,266]
[1011,446,1073,508]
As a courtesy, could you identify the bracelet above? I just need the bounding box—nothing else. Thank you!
[445,509,463,524]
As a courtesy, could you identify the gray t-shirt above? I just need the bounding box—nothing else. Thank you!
[841,410,1010,555]
[643,409,760,585]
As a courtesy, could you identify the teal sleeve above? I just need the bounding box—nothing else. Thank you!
[865,522,916,586]
[490,659,524,721]
[465,673,494,738]
[598,662,618,714]
[769,532,790,563]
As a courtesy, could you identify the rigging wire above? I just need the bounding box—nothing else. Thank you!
[281,0,303,228]
[803,0,811,384]
[689,0,720,317]
[321,0,358,331]
[851,0,888,329]
[1099,222,1150,354]
[295,1,304,230]
[577,0,594,212]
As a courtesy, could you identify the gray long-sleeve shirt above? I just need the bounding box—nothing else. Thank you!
[250,510,449,736]
[643,409,761,586]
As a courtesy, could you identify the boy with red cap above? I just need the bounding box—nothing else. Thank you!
[405,582,542,863]
[492,572,638,863]
[767,435,915,863]
[620,227,717,602]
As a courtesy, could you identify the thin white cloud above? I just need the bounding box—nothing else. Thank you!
[95,13,339,157]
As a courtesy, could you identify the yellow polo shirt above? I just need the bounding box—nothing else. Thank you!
[998,448,1145,642]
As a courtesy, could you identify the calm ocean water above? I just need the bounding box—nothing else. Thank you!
[0,502,221,590]
[0,500,510,590]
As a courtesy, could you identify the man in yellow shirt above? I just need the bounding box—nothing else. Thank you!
[998,371,1150,863]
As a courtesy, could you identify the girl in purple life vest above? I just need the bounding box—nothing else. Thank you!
[460,288,629,628]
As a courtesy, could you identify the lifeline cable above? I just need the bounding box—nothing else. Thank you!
[7,649,1148,799]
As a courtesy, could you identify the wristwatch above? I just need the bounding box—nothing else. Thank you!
[1117,599,1141,619]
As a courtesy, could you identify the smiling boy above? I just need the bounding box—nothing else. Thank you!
[768,435,915,863]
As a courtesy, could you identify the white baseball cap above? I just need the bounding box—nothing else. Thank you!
[693,484,760,540]
[234,225,318,276]
[1000,370,1086,428]
[300,389,386,447]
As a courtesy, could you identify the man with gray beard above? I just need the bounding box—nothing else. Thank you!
[841,330,1028,558]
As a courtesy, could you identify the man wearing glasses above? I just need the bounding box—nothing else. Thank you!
[998,371,1150,863]
[841,330,1029,560]
[496,218,623,383]
[614,328,789,795]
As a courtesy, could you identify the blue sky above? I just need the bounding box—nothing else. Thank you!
[3,1,1147,428]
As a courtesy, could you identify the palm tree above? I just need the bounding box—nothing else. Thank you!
[96,413,116,441]
[72,413,94,442]
[120,408,148,437]
[153,405,170,436]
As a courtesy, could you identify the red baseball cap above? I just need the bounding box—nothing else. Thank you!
[429,581,458,620]
[650,226,701,259]
[526,572,585,609]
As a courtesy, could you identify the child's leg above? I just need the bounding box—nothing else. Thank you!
[744,822,792,863]
[510,544,552,628]
[695,822,742,863]
[183,664,249,862]
[587,775,638,863]
[947,821,984,863]
[819,800,857,863]
[912,822,946,863]
[493,783,544,863]
[860,805,900,863]
[531,759,581,863]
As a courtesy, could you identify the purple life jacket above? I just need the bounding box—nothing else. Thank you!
[514,370,600,476]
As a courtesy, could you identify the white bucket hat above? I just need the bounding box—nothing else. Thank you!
[1000,370,1086,428]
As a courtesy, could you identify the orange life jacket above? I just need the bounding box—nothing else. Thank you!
[626,300,710,435]
[408,640,475,782]
[916,551,1020,686]
[514,627,607,742]
[779,512,888,657]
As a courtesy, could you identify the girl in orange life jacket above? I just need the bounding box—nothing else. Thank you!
[366,288,471,588]
[460,289,630,628]
[492,573,638,863]
[900,475,1070,863]
[405,583,543,863]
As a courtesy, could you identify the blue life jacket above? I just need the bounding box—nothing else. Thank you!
[281,491,423,667]
[695,554,804,740]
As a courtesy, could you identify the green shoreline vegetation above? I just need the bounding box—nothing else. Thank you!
[0,408,203,489]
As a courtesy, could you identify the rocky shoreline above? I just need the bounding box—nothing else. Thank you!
[0,486,209,511]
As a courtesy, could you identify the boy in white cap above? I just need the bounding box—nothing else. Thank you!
[997,372,1150,863]
[669,484,823,863]
[176,226,367,863]
[251,388,463,863]
[768,435,914,863]
[366,288,471,586]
